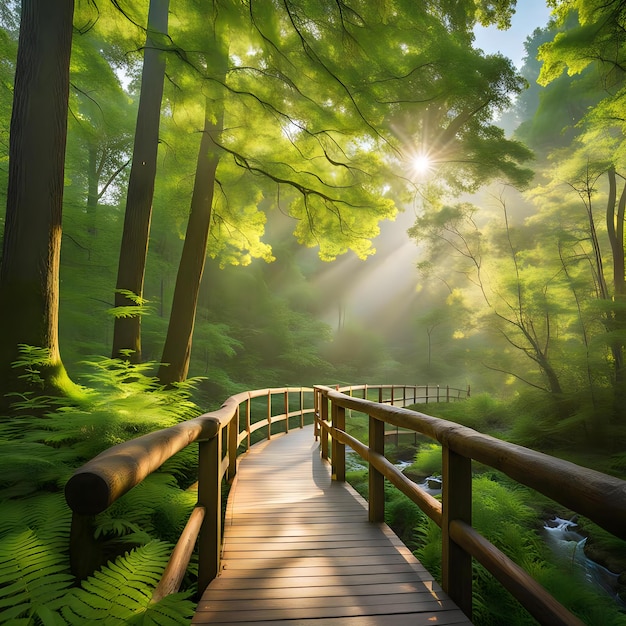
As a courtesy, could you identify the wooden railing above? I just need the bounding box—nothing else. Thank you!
[344,382,470,404]
[64,386,316,595]
[314,384,626,626]
[64,384,438,598]
[65,381,626,626]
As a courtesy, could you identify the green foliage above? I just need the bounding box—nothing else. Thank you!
[410,393,514,434]
[0,528,73,624]
[62,542,194,625]
[406,443,442,477]
[384,490,427,548]
[0,358,203,624]
[413,518,442,580]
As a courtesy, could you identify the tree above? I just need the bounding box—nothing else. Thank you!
[158,99,225,385]
[409,198,568,397]
[533,0,626,420]
[155,0,532,384]
[66,23,136,233]
[112,0,169,362]
[0,0,76,408]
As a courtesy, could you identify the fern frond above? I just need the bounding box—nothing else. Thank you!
[0,529,73,623]
[0,442,74,498]
[107,305,149,319]
[0,494,70,553]
[159,446,198,484]
[151,488,197,544]
[114,289,150,306]
[62,541,194,625]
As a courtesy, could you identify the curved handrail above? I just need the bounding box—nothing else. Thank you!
[65,387,312,514]
[323,386,626,538]
[65,386,317,586]
[315,384,626,625]
[64,383,450,590]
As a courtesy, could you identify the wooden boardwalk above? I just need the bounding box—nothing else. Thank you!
[193,425,473,625]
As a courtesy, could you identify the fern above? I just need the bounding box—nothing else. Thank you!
[0,529,73,624]
[62,542,194,625]
[0,442,75,498]
[108,290,152,319]
[0,358,203,624]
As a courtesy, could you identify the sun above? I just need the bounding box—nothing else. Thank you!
[411,153,432,174]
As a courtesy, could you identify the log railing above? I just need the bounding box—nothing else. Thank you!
[64,384,437,598]
[64,386,316,593]
[314,384,626,626]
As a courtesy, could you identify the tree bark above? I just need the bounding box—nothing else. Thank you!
[111,0,168,362]
[158,100,223,385]
[607,167,626,420]
[0,0,75,408]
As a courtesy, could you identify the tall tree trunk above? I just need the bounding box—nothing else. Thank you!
[607,167,626,420]
[111,0,168,362]
[0,0,74,409]
[158,100,223,385]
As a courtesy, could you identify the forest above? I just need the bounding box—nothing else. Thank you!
[2,0,626,624]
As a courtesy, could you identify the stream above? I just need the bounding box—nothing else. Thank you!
[544,516,625,608]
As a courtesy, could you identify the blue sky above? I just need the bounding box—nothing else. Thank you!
[473,1,553,68]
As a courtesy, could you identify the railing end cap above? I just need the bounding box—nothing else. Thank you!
[65,471,111,516]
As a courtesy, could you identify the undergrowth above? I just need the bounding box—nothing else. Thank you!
[344,392,626,626]
[347,466,626,625]
[0,352,201,625]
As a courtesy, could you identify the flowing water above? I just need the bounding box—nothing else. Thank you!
[544,516,624,607]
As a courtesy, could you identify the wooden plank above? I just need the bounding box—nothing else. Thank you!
[200,580,443,600]
[204,572,439,591]
[194,602,462,622]
[196,614,471,626]
[192,425,472,626]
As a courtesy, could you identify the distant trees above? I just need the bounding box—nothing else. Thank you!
[408,2,626,436]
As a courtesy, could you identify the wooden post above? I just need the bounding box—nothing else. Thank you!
[267,389,272,440]
[414,385,417,403]
[441,445,472,619]
[437,385,440,402]
[369,415,384,523]
[284,390,289,433]
[321,393,329,460]
[300,388,304,428]
[332,404,346,482]
[447,385,450,402]
[425,384,429,404]
[227,408,238,482]
[69,513,101,581]
[391,385,395,407]
[197,435,221,593]
[314,388,319,440]
[378,387,383,403]
[245,396,251,451]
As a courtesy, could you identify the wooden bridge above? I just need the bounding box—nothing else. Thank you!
[193,425,470,625]
[65,384,626,626]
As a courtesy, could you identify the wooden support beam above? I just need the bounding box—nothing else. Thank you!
[331,404,345,482]
[369,415,385,523]
[441,445,472,620]
[197,436,221,593]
